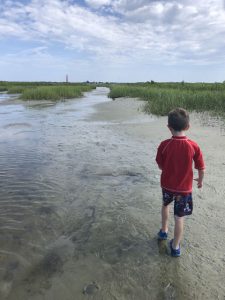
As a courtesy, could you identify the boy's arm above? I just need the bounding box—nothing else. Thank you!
[156,143,163,170]
[193,143,205,188]
[194,169,205,188]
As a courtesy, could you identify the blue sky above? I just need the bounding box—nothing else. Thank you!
[0,0,225,82]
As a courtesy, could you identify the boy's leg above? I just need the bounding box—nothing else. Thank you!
[161,204,170,233]
[173,216,184,249]
[172,193,192,250]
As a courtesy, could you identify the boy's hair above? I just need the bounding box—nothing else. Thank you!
[168,108,189,131]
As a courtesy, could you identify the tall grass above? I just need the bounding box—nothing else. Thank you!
[20,85,94,100]
[0,81,96,99]
[0,87,7,92]
[124,81,225,91]
[109,85,225,116]
[7,86,27,94]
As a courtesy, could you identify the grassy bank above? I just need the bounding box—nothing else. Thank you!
[108,83,225,116]
[0,81,95,100]
[20,85,94,100]
[0,87,7,92]
[7,86,28,94]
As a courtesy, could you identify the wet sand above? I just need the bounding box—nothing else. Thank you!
[1,89,225,300]
[89,98,225,299]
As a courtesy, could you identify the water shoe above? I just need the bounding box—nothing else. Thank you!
[157,229,168,240]
[170,239,181,257]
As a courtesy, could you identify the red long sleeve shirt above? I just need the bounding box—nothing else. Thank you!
[156,136,205,194]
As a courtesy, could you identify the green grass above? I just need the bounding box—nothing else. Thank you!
[7,86,28,94]
[108,84,225,116]
[20,85,94,100]
[0,81,96,100]
[0,86,7,92]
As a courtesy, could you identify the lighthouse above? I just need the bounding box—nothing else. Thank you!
[66,74,68,83]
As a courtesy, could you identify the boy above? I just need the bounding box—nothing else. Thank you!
[156,108,205,257]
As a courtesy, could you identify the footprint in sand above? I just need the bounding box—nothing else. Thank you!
[82,282,100,295]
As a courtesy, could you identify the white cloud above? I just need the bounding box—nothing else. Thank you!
[111,0,151,12]
[0,0,225,81]
[0,46,87,69]
[85,0,112,8]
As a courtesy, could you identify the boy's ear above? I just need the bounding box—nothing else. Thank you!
[185,125,190,130]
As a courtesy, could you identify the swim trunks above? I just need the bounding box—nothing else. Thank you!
[162,189,193,217]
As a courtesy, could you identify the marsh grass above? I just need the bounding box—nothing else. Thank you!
[20,85,94,100]
[109,84,225,116]
[0,81,95,100]
[7,86,28,94]
[0,87,7,92]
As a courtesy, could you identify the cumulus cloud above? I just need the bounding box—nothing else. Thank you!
[0,0,225,68]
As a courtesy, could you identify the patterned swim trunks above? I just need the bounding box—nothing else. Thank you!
[162,189,193,217]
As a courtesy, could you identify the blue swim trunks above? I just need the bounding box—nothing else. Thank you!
[162,189,193,217]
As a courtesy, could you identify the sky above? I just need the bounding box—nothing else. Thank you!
[0,0,225,82]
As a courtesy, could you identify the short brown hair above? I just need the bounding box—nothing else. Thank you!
[168,108,189,131]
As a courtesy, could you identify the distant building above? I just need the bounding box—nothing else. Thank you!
[66,74,68,83]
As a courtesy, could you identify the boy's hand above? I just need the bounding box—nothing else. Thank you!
[195,169,205,189]
[194,178,203,188]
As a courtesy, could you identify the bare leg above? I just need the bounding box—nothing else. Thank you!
[173,216,184,249]
[161,204,170,232]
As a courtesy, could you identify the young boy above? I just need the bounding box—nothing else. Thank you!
[156,108,205,257]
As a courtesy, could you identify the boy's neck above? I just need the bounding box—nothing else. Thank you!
[170,129,186,137]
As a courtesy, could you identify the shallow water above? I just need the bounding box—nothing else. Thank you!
[0,88,225,300]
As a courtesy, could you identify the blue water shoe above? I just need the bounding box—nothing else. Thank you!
[157,229,168,240]
[170,239,181,257]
